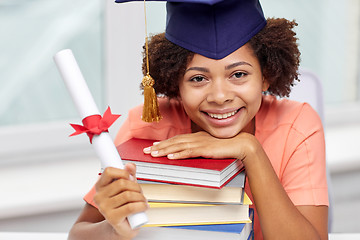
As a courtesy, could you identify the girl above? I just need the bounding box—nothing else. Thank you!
[68,1,329,239]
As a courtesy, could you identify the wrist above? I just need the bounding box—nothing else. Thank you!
[239,133,264,168]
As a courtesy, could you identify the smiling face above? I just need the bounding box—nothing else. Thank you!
[179,43,269,138]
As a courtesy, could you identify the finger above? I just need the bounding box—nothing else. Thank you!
[110,190,148,209]
[146,134,191,151]
[143,142,166,155]
[97,189,147,213]
[96,167,131,188]
[143,132,212,158]
[110,201,149,223]
[153,141,204,158]
[99,178,142,199]
[164,140,227,159]
[104,201,148,237]
[124,163,137,180]
[95,184,147,215]
[166,147,202,159]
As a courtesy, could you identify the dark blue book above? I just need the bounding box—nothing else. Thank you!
[163,208,254,239]
[164,222,248,233]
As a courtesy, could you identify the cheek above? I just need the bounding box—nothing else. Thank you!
[180,92,202,113]
[249,89,264,114]
[238,82,263,102]
[249,88,263,108]
[179,86,208,124]
[236,83,263,117]
[181,98,196,113]
[179,85,197,112]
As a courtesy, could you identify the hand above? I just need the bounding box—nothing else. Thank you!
[143,131,257,161]
[94,164,148,240]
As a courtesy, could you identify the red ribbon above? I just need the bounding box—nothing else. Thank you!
[70,107,121,143]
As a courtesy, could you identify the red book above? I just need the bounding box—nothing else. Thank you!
[117,138,244,188]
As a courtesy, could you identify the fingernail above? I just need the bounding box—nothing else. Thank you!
[167,154,174,159]
[143,147,151,153]
[153,142,160,145]
[129,175,135,181]
[151,150,159,156]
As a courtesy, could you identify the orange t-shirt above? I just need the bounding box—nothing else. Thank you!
[84,95,329,239]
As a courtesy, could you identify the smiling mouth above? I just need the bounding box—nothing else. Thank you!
[206,109,240,120]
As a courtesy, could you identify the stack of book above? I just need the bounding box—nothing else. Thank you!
[117,138,244,188]
[117,138,253,239]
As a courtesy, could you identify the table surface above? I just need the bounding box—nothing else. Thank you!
[0,230,359,240]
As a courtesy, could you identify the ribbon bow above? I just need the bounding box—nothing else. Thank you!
[70,107,121,143]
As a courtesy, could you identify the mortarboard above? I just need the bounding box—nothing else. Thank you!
[115,0,266,122]
[115,0,266,60]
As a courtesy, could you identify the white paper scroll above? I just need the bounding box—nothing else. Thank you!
[54,49,148,229]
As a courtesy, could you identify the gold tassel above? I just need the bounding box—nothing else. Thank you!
[141,0,161,122]
[142,74,162,122]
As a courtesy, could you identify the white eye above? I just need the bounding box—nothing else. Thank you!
[190,76,205,82]
[233,72,246,79]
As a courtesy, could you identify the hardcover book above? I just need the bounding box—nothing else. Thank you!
[139,171,246,204]
[117,138,244,188]
[144,196,252,227]
[163,208,254,240]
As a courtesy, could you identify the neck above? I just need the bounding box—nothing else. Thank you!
[243,117,256,135]
[191,121,203,133]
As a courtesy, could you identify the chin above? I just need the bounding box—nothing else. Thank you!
[207,128,240,139]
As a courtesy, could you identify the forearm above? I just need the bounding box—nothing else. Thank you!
[68,220,121,240]
[242,135,325,240]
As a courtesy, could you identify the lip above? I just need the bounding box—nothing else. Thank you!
[204,108,240,115]
[202,107,244,126]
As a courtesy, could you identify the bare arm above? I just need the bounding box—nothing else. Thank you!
[146,131,328,240]
[68,203,121,240]
[243,135,328,240]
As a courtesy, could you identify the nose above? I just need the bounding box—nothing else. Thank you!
[206,80,234,105]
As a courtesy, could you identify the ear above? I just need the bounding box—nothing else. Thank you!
[262,77,270,92]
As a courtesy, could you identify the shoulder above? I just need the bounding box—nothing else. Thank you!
[256,95,323,137]
[255,95,326,183]
[123,97,191,141]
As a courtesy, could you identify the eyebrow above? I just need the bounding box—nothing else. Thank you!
[185,61,253,73]
[185,66,210,73]
[225,61,253,70]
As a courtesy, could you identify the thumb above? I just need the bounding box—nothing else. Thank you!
[124,163,137,181]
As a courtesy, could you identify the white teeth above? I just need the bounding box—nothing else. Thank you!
[208,110,238,119]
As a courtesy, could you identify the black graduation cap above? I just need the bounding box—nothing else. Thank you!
[115,0,266,59]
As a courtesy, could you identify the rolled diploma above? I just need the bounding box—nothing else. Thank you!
[53,49,148,229]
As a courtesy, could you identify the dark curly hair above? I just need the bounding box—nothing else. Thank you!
[142,18,300,98]
[249,18,300,97]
